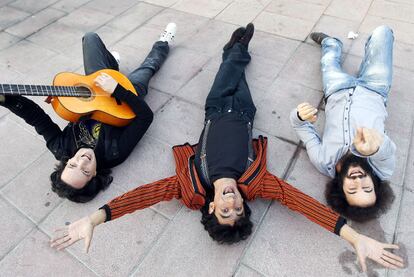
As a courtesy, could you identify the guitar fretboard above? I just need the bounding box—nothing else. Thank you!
[0,84,91,97]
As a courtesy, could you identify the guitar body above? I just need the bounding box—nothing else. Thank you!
[51,69,137,127]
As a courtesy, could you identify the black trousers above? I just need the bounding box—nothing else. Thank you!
[204,43,256,123]
[82,32,169,96]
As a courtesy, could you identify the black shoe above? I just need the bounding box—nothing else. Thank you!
[223,27,246,50]
[310,32,329,45]
[239,23,254,48]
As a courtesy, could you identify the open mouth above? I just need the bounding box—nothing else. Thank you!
[81,154,91,161]
[348,167,366,178]
[223,186,235,196]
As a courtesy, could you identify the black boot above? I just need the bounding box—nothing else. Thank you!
[239,23,254,49]
[310,32,330,45]
[223,27,246,50]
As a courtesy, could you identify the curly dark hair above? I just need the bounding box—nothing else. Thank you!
[200,193,253,244]
[325,155,394,222]
[50,159,113,203]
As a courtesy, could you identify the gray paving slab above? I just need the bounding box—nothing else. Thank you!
[142,0,180,7]
[52,0,92,12]
[5,7,66,38]
[9,0,59,14]
[131,207,249,277]
[40,184,170,277]
[389,188,414,277]
[148,47,211,94]
[253,76,322,143]
[57,6,114,33]
[171,0,229,18]
[183,20,238,56]
[0,229,96,277]
[324,0,372,22]
[0,196,34,258]
[107,2,163,33]
[1,151,63,224]
[279,43,323,91]
[0,116,46,187]
[234,264,265,277]
[266,0,325,22]
[0,31,21,51]
[216,0,265,26]
[253,11,315,41]
[369,0,414,24]
[0,39,58,74]
[305,15,360,53]
[0,6,30,30]
[84,0,140,16]
[146,97,205,145]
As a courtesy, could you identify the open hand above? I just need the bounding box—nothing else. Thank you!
[50,216,95,253]
[297,102,318,123]
[353,234,404,272]
[94,72,118,94]
[353,127,383,156]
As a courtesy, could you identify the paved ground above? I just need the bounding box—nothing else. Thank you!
[0,0,413,276]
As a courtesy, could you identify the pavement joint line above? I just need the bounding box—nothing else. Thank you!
[237,262,268,277]
[231,142,300,275]
[0,146,47,190]
[0,194,36,262]
[212,1,235,21]
[128,205,185,276]
[387,118,414,277]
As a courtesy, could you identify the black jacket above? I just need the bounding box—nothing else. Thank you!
[1,85,153,169]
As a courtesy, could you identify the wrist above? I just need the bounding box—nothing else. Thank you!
[89,209,106,227]
[340,224,360,246]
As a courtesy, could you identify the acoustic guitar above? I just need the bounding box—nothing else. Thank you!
[0,69,137,127]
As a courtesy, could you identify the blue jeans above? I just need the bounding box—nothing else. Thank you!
[321,25,394,101]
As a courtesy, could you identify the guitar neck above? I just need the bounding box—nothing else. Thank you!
[0,84,90,97]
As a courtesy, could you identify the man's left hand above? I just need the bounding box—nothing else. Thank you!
[353,234,404,272]
[353,127,384,156]
[94,72,118,94]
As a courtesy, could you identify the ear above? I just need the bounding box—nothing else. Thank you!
[208,202,215,214]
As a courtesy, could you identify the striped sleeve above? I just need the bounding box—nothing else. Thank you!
[259,172,346,235]
[100,175,181,221]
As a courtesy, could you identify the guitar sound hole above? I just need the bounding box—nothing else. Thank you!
[76,85,93,101]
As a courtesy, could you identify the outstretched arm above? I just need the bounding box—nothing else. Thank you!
[50,175,180,252]
[259,172,404,271]
[290,104,329,176]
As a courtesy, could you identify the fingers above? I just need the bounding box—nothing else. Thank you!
[50,235,71,249]
[383,243,400,250]
[56,238,76,251]
[298,103,318,121]
[50,228,69,244]
[382,251,404,268]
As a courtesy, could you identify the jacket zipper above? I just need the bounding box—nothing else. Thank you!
[200,120,212,185]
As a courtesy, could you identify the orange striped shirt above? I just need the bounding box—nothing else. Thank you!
[102,136,346,235]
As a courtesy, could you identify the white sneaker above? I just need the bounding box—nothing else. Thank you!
[159,22,177,43]
[110,51,121,65]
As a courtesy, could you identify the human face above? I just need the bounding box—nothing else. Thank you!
[342,165,376,207]
[209,178,244,225]
[61,148,97,189]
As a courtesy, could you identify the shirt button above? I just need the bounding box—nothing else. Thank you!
[328,167,332,170]
[345,117,347,120]
[345,107,349,110]
[345,130,348,132]
[227,109,232,112]
[346,143,349,146]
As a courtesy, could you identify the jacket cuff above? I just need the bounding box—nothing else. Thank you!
[112,84,128,100]
[290,108,306,127]
[334,216,347,235]
[99,204,112,222]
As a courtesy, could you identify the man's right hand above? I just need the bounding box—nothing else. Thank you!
[50,209,106,253]
[50,216,95,252]
[297,102,318,123]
